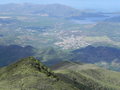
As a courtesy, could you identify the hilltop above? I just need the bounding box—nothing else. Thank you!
[0,57,77,90]
[0,57,120,90]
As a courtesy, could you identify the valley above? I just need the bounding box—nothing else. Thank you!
[0,3,120,90]
[0,4,120,72]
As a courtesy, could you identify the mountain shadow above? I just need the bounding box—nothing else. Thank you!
[0,45,35,67]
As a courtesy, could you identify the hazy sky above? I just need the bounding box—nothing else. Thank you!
[0,0,119,12]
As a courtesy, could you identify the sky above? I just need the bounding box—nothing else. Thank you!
[0,0,119,12]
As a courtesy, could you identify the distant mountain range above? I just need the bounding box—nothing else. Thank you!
[0,45,35,66]
[34,46,120,71]
[71,45,120,63]
[71,45,120,71]
[0,44,120,71]
[0,3,107,19]
[0,57,120,90]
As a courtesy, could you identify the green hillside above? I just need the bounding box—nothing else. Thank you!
[0,57,120,90]
[53,61,120,90]
[0,57,77,90]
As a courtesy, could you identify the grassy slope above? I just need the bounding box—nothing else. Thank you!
[0,57,78,90]
[0,57,120,90]
[53,61,120,90]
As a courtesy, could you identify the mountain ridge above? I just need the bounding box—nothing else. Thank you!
[0,3,107,19]
[0,45,35,67]
[0,57,120,90]
[54,61,120,90]
[0,57,78,90]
